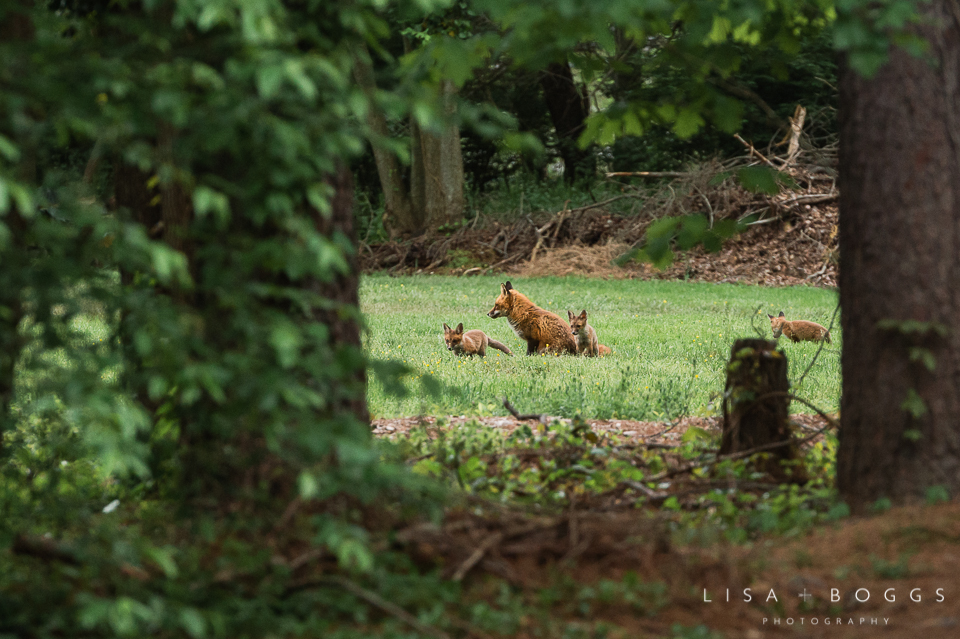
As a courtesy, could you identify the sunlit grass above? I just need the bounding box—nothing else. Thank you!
[362,275,841,420]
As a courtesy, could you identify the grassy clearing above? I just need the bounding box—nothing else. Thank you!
[362,274,841,420]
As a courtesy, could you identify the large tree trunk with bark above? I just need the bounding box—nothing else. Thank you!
[410,79,465,231]
[836,0,960,510]
[540,61,594,183]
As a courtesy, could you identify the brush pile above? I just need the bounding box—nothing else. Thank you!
[361,114,839,287]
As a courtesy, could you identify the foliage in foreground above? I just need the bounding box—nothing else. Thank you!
[384,416,844,543]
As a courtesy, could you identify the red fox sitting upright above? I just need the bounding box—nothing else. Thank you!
[487,281,577,355]
[767,311,831,343]
[442,323,512,357]
[567,310,611,357]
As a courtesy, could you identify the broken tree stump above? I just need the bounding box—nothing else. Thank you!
[720,339,806,482]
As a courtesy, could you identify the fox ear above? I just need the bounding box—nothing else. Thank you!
[579,310,587,320]
[443,323,450,331]
[779,311,785,318]
[567,310,574,320]
[767,314,774,320]
[504,281,513,292]
[456,323,463,333]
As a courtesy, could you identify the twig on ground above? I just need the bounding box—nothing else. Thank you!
[12,534,80,565]
[734,133,780,169]
[290,576,453,639]
[452,531,504,581]
[503,397,549,426]
[643,419,833,484]
[606,171,689,179]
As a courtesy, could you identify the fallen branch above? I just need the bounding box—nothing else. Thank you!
[606,171,689,179]
[291,576,453,639]
[451,531,504,581]
[503,397,549,425]
[12,533,80,565]
[734,133,779,170]
[643,418,832,485]
[779,192,838,206]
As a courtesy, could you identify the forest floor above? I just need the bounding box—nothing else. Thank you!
[376,413,960,638]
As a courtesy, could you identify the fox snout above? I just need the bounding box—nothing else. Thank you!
[488,309,501,318]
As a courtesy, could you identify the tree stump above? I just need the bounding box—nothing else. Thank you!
[721,339,805,482]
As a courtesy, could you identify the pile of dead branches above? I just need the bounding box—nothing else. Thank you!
[360,106,839,285]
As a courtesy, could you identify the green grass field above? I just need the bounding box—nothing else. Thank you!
[362,275,841,420]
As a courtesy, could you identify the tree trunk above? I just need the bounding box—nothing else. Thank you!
[540,61,594,183]
[352,44,416,234]
[721,339,803,481]
[410,79,465,232]
[311,165,369,424]
[836,0,960,510]
[0,3,35,454]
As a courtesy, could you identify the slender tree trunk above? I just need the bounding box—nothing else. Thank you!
[540,61,594,183]
[836,0,960,510]
[411,79,465,230]
[352,44,415,234]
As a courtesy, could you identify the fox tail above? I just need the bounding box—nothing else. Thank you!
[488,339,513,356]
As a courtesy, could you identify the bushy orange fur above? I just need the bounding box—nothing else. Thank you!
[567,310,612,357]
[487,282,577,355]
[442,322,512,357]
[767,311,831,343]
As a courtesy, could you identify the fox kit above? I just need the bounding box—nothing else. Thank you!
[487,281,577,355]
[442,323,512,357]
[767,311,831,343]
[567,310,612,357]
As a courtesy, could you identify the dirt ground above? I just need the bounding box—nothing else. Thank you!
[377,417,960,638]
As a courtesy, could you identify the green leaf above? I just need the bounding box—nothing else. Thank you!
[925,485,950,504]
[180,608,207,639]
[256,64,285,99]
[270,321,303,369]
[0,134,20,161]
[673,108,705,139]
[676,214,708,250]
[145,545,179,577]
[900,388,928,419]
[737,166,780,194]
[192,186,231,223]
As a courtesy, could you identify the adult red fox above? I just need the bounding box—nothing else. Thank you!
[442,323,512,357]
[487,281,577,355]
[567,310,612,357]
[767,311,832,343]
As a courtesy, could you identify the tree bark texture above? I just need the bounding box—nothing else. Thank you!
[837,0,960,509]
[539,61,594,183]
[721,339,803,481]
[352,45,415,233]
[410,79,465,231]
